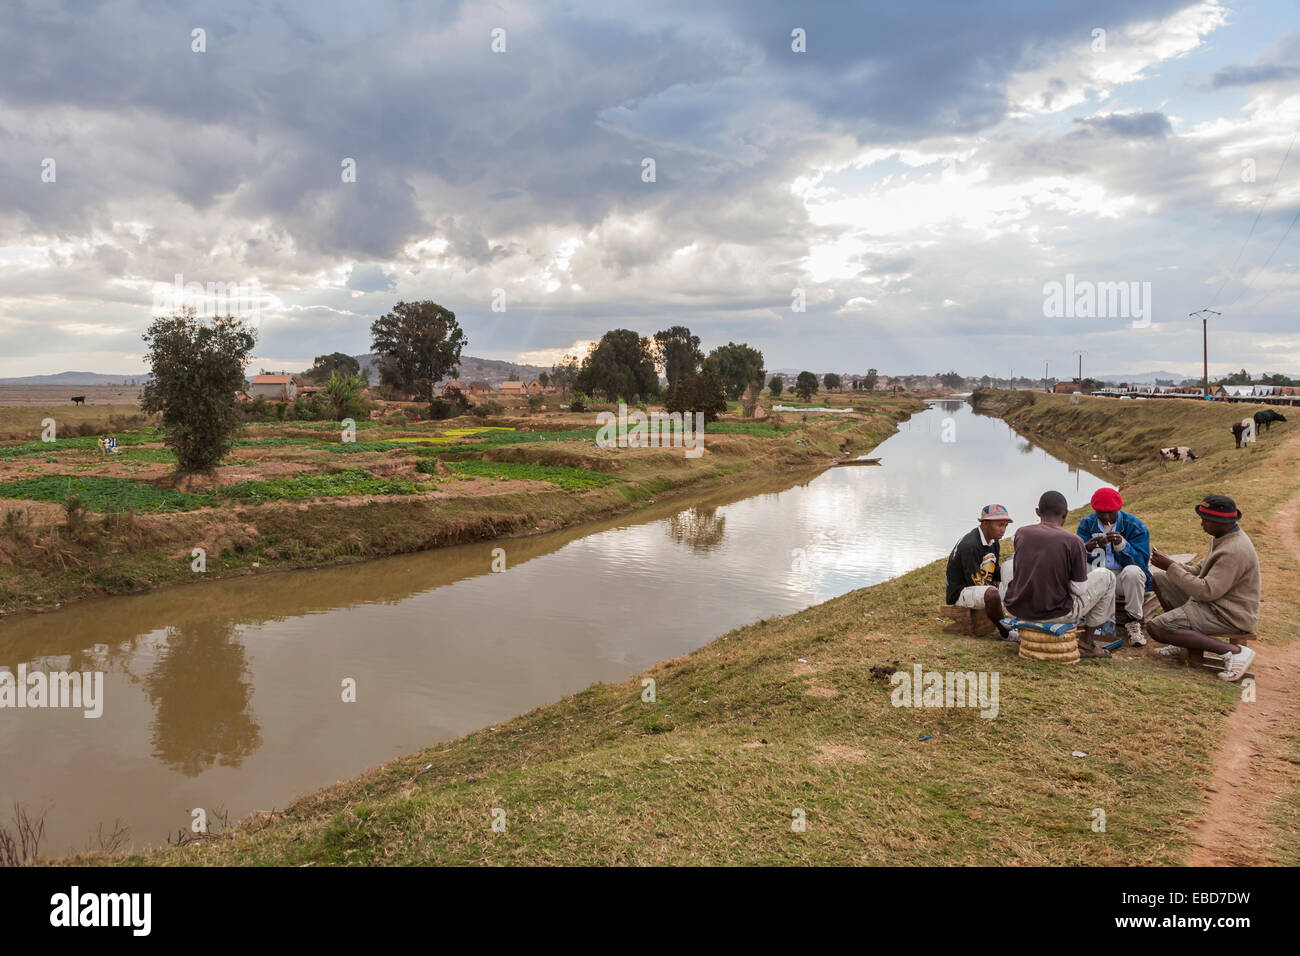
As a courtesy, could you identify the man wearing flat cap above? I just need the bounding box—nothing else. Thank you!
[1076,487,1152,647]
[1147,494,1261,682]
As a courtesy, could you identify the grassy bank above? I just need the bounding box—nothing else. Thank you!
[61,390,1300,865]
[0,396,923,615]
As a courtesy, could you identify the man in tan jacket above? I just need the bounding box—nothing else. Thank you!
[1147,494,1260,681]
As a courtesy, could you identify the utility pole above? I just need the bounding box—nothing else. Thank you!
[1190,310,1220,396]
[1044,360,1049,393]
[1073,349,1088,394]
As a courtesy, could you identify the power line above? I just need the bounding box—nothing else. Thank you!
[1208,120,1300,307]
[1226,200,1300,308]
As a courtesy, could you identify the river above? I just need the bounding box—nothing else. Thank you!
[0,400,1109,855]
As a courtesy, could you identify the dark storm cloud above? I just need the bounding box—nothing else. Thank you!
[0,0,1194,260]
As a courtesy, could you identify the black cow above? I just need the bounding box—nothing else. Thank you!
[70,395,86,405]
[1254,409,1287,432]
[1231,419,1251,449]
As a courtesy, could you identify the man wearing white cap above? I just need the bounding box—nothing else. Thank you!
[944,504,1013,638]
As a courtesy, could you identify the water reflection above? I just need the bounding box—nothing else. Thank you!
[666,506,727,552]
[143,620,261,776]
[0,401,1113,854]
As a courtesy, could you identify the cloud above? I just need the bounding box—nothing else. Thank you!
[0,0,1296,380]
[1070,111,1174,138]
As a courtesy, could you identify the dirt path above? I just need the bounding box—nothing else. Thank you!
[1188,462,1300,865]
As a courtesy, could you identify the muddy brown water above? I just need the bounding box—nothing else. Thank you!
[0,401,1109,855]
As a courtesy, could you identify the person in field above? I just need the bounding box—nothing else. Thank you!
[944,504,1013,637]
[1147,495,1260,682]
[1076,487,1152,647]
[1003,490,1116,657]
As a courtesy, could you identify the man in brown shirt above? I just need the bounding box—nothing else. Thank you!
[1004,490,1117,657]
[1148,494,1260,682]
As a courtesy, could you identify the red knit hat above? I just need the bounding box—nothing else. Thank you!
[1091,488,1123,511]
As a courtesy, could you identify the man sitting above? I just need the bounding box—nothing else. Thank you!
[944,504,1012,637]
[1148,495,1260,682]
[1003,490,1116,658]
[1076,487,1152,647]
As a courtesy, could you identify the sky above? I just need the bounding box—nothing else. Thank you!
[1,0,1298,380]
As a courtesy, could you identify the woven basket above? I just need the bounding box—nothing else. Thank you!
[1020,643,1081,663]
[1019,635,1079,654]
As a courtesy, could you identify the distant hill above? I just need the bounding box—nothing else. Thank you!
[350,353,548,386]
[1092,370,1197,385]
[0,371,147,386]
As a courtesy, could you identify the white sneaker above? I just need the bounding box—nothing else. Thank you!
[1124,620,1146,646]
[1154,645,1185,659]
[1218,646,1256,682]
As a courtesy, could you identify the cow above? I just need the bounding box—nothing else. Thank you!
[1231,418,1255,449]
[1253,408,1287,432]
[1159,446,1198,465]
[70,395,86,405]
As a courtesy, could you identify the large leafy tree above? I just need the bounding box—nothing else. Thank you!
[574,329,659,402]
[769,375,783,397]
[141,309,257,472]
[664,369,728,423]
[652,325,703,390]
[369,300,466,402]
[823,372,842,391]
[703,342,765,401]
[795,370,819,402]
[306,351,360,383]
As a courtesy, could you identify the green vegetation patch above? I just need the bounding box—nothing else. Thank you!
[434,460,617,490]
[0,476,207,512]
[0,432,159,458]
[420,428,599,456]
[705,422,780,437]
[217,469,425,501]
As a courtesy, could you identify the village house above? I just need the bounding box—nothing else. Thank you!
[498,380,527,396]
[247,374,299,401]
[1053,381,1081,394]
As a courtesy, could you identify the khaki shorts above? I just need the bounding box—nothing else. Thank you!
[1150,567,1239,636]
[954,582,1007,609]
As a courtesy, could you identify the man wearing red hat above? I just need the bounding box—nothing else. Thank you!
[1076,487,1152,647]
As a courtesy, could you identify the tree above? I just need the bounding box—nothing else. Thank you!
[369,300,467,403]
[652,325,704,390]
[538,371,550,388]
[324,372,368,421]
[795,370,819,402]
[864,368,879,391]
[823,372,842,391]
[306,351,360,383]
[937,369,965,389]
[574,329,659,402]
[664,369,728,423]
[703,342,765,401]
[141,308,256,472]
[549,353,580,395]
[769,375,784,397]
